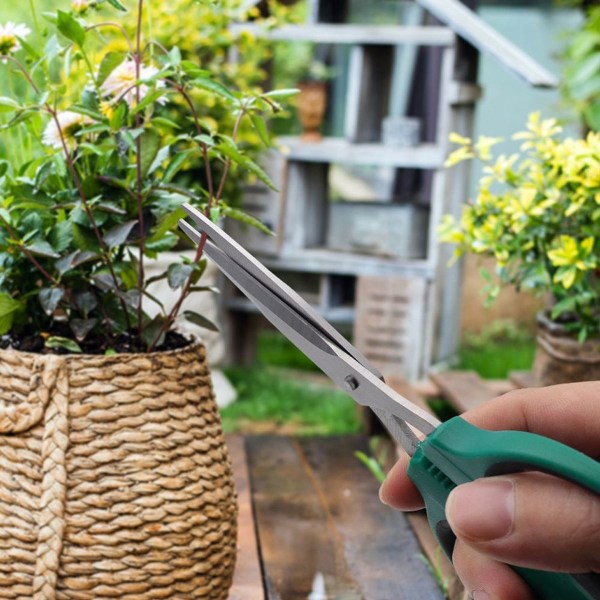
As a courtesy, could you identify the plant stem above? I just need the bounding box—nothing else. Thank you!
[135,0,146,338]
[0,217,58,287]
[169,81,215,201]
[147,103,248,351]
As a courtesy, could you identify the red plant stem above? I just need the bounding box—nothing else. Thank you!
[170,81,215,202]
[147,104,248,351]
[134,0,145,335]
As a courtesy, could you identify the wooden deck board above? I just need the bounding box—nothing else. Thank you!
[430,370,497,413]
[227,436,265,600]
[246,435,443,600]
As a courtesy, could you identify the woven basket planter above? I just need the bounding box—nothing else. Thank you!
[0,341,237,600]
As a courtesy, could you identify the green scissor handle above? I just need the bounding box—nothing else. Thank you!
[407,417,600,600]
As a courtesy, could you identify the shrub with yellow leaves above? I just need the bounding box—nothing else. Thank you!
[440,112,600,341]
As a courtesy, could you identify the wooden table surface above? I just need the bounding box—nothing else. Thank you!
[227,434,443,600]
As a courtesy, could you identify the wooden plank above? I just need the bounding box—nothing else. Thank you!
[262,250,434,278]
[386,375,433,415]
[380,381,466,600]
[227,436,265,600]
[246,436,444,599]
[429,371,497,414]
[354,275,428,381]
[345,45,395,143]
[406,513,466,600]
[509,370,540,389]
[230,23,455,46]
[299,436,445,600]
[277,137,445,169]
[415,0,558,88]
[245,436,362,600]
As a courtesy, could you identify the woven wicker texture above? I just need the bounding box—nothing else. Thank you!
[0,342,237,600]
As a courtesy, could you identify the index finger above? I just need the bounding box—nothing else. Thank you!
[379,381,600,511]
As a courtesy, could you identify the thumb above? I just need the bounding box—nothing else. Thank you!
[445,472,600,573]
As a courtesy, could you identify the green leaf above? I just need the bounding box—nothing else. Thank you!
[141,315,166,348]
[105,0,128,11]
[69,104,104,121]
[45,336,83,353]
[57,10,86,48]
[144,231,178,255]
[70,318,97,342]
[26,240,60,258]
[139,129,161,178]
[0,294,20,335]
[48,222,73,253]
[109,101,128,130]
[0,97,20,114]
[39,288,65,315]
[74,291,98,315]
[250,113,271,147]
[216,140,277,190]
[191,77,236,102]
[97,52,126,87]
[262,88,300,100]
[103,220,138,248]
[152,116,181,130]
[222,206,275,236]
[148,144,170,176]
[183,310,219,332]
[167,262,193,290]
[162,149,195,183]
[180,61,210,79]
[130,89,169,116]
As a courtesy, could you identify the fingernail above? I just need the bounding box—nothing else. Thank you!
[472,590,490,600]
[379,481,390,506]
[446,479,514,541]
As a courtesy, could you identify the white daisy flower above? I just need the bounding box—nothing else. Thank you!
[100,59,166,108]
[42,111,92,151]
[0,22,32,56]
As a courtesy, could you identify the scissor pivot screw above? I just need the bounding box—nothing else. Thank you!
[344,376,359,391]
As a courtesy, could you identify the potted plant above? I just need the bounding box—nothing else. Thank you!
[440,112,600,385]
[0,0,293,597]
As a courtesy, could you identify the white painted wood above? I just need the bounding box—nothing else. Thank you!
[344,46,364,142]
[277,137,445,168]
[354,276,428,380]
[261,250,434,278]
[229,23,454,46]
[416,0,558,88]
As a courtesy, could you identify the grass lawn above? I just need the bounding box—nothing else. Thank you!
[221,323,536,435]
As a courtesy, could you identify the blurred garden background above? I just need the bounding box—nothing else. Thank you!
[1,0,597,437]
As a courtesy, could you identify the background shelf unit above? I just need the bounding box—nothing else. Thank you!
[223,1,482,380]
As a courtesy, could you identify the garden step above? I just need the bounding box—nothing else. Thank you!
[429,370,498,413]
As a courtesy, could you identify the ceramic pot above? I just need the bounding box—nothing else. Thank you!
[297,81,327,142]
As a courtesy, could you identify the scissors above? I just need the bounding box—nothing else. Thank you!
[179,203,600,600]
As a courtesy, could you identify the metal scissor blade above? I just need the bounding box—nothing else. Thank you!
[180,221,440,451]
[179,203,382,380]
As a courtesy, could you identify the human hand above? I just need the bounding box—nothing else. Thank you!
[379,382,600,600]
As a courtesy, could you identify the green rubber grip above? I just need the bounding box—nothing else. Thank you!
[407,417,600,600]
